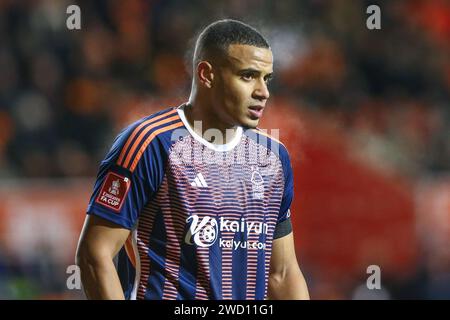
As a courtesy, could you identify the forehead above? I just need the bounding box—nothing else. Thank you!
[225,44,273,72]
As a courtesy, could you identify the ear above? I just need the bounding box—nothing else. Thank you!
[196,61,214,88]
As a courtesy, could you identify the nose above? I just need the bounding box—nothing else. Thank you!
[253,78,270,101]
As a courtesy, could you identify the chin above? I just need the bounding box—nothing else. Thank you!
[240,117,260,128]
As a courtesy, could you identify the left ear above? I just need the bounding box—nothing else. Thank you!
[196,61,214,88]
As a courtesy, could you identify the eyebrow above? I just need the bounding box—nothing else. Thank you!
[238,68,274,79]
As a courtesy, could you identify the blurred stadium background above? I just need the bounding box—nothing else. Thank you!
[0,0,449,299]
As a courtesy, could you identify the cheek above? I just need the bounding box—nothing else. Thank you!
[222,81,250,106]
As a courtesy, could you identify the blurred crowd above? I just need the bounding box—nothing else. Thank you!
[0,0,449,299]
[0,0,448,179]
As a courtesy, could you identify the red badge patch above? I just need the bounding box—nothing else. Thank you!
[95,172,131,212]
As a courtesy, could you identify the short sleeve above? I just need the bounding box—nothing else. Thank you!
[278,145,294,224]
[86,121,166,229]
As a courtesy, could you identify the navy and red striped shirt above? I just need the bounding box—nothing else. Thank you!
[87,104,294,300]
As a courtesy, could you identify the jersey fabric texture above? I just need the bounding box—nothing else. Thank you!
[86,104,294,300]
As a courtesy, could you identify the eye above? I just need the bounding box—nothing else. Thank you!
[241,73,254,81]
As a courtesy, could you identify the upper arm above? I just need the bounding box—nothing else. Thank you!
[86,117,169,229]
[78,118,166,262]
[268,230,310,300]
[269,232,299,277]
[76,215,131,263]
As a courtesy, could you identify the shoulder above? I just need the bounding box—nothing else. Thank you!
[112,107,185,172]
[243,127,291,161]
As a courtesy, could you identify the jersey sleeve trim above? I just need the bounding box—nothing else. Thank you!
[273,218,292,239]
[129,121,184,172]
[116,108,178,168]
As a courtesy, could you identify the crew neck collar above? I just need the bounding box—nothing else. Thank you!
[177,103,243,152]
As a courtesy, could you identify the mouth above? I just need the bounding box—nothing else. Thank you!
[248,105,265,119]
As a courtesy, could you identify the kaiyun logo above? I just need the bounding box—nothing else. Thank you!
[185,215,219,247]
[185,215,269,250]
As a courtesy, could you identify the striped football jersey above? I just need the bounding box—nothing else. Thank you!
[87,103,294,300]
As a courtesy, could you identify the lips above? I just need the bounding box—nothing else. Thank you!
[248,105,265,119]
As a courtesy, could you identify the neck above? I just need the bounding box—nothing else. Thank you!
[184,98,239,145]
